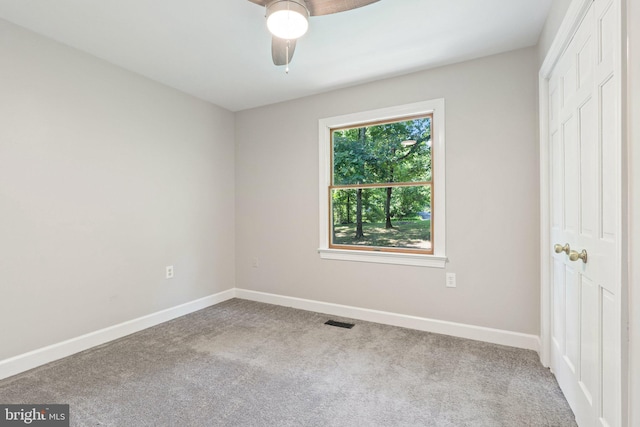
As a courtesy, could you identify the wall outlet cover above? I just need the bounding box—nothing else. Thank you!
[446,272,456,288]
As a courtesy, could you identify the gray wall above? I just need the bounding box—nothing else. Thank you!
[235,47,540,335]
[537,0,573,64]
[0,19,236,360]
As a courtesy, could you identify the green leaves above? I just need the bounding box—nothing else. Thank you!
[332,117,432,186]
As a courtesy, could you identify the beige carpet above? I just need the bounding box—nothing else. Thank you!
[0,299,576,426]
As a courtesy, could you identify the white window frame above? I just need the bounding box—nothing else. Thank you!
[318,99,446,268]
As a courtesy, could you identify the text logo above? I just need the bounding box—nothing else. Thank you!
[0,405,69,427]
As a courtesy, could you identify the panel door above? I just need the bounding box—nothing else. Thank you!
[548,0,620,426]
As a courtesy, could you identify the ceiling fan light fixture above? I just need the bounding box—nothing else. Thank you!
[266,0,309,40]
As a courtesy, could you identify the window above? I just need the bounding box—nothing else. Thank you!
[318,100,446,267]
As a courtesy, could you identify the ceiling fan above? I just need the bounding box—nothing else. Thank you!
[247,0,380,70]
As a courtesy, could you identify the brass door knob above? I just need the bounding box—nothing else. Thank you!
[554,243,570,255]
[569,249,588,263]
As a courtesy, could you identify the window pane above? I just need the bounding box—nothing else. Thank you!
[331,186,432,251]
[332,117,432,186]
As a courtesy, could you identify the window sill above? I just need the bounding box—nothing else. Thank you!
[318,248,447,268]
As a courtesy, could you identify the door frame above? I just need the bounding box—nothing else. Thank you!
[538,0,624,422]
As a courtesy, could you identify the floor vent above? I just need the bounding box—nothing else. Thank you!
[324,320,355,329]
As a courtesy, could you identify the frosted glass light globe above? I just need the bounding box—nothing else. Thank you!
[266,1,309,40]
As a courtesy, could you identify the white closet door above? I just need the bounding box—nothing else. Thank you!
[547,0,621,425]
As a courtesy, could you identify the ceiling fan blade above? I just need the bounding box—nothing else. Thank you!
[306,0,379,16]
[271,36,296,66]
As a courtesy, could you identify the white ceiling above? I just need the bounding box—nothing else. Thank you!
[0,0,551,111]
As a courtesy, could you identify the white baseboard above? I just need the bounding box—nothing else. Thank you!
[235,289,540,352]
[1,287,541,380]
[0,289,235,381]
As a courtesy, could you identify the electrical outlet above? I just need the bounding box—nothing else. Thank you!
[251,257,259,268]
[166,265,174,279]
[446,272,456,288]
